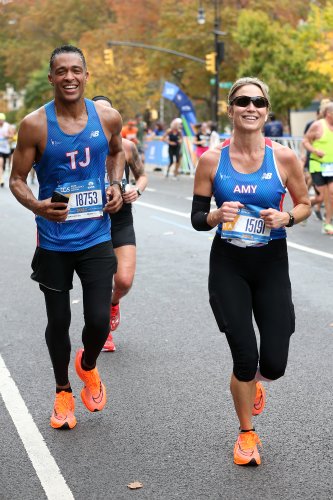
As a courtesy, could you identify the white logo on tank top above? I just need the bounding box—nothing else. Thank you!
[90,130,100,138]
[261,173,272,180]
[51,139,62,146]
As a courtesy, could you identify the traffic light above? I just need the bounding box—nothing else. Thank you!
[205,52,216,74]
[103,48,114,67]
[218,100,228,115]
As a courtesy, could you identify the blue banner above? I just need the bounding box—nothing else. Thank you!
[162,82,197,126]
[144,139,169,166]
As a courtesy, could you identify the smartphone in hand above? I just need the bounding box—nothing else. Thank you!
[51,191,69,209]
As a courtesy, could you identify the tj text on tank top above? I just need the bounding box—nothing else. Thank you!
[34,98,111,251]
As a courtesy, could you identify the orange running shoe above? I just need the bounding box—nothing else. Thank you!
[110,303,120,331]
[102,332,116,352]
[50,391,77,430]
[234,431,262,466]
[252,382,266,416]
[75,349,106,412]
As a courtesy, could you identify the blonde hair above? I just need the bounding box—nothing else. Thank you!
[228,77,271,108]
[320,98,331,117]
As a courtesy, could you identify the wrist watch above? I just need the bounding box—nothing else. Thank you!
[110,180,124,193]
[285,211,295,227]
[136,188,142,197]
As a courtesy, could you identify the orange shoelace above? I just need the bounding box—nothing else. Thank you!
[54,392,73,415]
[239,431,262,450]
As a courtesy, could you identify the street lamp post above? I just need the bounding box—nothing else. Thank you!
[198,0,224,125]
[213,1,219,125]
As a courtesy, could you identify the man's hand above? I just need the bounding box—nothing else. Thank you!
[34,198,70,222]
[104,185,123,213]
[122,185,140,204]
[313,149,325,158]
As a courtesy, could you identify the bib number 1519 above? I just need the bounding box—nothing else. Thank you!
[245,217,266,234]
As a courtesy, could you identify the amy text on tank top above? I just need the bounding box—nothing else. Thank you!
[213,138,286,240]
[34,99,111,251]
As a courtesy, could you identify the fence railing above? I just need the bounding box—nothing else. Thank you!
[144,136,305,175]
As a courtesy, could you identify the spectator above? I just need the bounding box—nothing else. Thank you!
[264,113,283,137]
[121,120,138,144]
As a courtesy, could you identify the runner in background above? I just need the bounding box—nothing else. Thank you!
[162,118,183,179]
[93,96,148,351]
[0,113,13,187]
[303,102,333,235]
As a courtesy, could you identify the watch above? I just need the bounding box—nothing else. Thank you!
[110,180,124,193]
[285,211,295,227]
[136,188,142,197]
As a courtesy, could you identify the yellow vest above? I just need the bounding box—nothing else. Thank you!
[309,119,333,173]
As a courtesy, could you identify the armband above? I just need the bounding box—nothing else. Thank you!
[191,194,212,231]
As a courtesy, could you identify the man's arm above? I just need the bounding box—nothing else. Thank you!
[102,108,126,213]
[9,114,69,221]
[122,140,148,204]
[303,120,325,157]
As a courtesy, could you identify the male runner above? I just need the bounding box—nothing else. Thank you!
[10,45,125,429]
[92,96,148,351]
[303,103,333,235]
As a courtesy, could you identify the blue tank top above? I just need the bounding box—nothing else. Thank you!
[213,138,286,240]
[34,99,111,251]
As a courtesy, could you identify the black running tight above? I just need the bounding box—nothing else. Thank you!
[209,236,295,382]
[41,283,112,386]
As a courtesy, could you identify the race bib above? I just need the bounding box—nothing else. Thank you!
[321,162,333,177]
[221,206,271,247]
[57,179,104,222]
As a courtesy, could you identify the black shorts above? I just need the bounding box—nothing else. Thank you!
[311,171,333,187]
[0,153,10,160]
[31,241,117,292]
[111,212,136,248]
[209,236,295,381]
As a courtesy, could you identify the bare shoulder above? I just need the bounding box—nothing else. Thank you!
[122,138,134,158]
[18,106,46,144]
[95,102,122,133]
[272,141,302,182]
[196,147,221,175]
[271,141,297,162]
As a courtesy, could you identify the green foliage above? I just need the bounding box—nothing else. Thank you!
[232,10,324,118]
[0,0,332,124]
[24,62,54,113]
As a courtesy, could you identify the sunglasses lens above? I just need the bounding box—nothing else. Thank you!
[232,96,268,108]
[233,96,250,107]
[253,97,267,108]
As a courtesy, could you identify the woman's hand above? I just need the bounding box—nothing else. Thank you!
[260,208,289,229]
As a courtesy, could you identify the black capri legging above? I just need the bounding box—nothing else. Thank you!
[209,236,295,382]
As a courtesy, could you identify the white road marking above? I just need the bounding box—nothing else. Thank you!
[145,187,156,192]
[0,354,74,500]
[137,201,190,218]
[287,241,333,260]
[138,201,333,260]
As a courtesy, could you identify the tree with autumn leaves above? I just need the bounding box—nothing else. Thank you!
[1,0,333,126]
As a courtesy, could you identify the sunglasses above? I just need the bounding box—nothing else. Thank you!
[229,95,269,109]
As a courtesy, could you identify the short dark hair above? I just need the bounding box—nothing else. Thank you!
[92,95,113,107]
[49,45,86,71]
